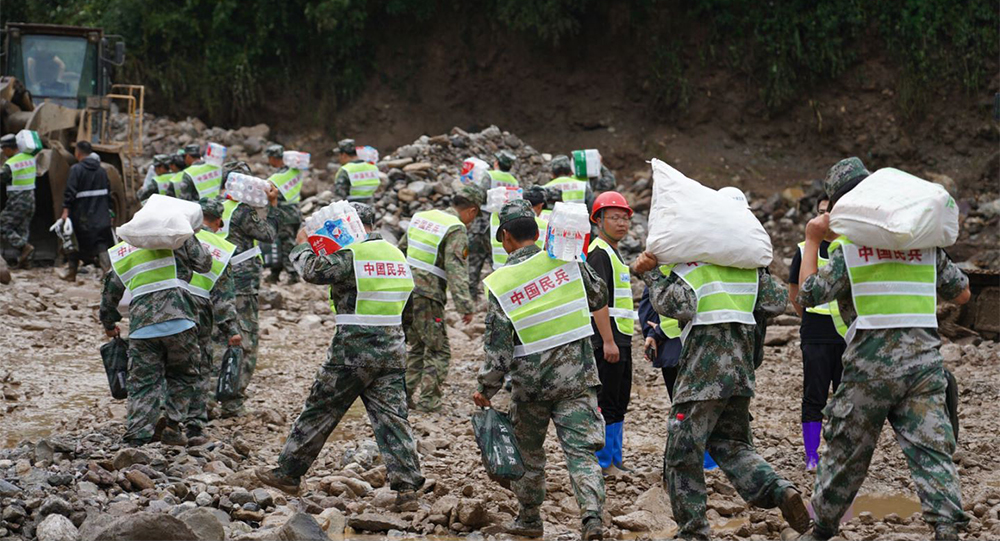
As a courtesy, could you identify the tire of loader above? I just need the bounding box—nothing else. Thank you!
[944,367,959,443]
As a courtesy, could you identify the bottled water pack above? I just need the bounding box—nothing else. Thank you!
[460,157,490,187]
[283,150,311,170]
[571,149,601,178]
[546,202,590,262]
[356,146,379,164]
[225,173,270,208]
[204,142,228,166]
[484,186,523,213]
[304,201,369,255]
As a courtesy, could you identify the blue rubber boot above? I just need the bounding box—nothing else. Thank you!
[703,451,718,470]
[595,423,614,469]
[803,421,822,471]
[612,422,628,469]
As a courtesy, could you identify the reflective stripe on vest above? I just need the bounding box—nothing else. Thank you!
[108,241,183,299]
[589,238,637,334]
[77,188,109,198]
[405,210,464,279]
[672,262,758,336]
[544,176,587,203]
[490,212,509,270]
[797,241,848,337]
[153,174,175,195]
[184,163,222,199]
[343,162,380,200]
[186,230,236,298]
[483,251,593,357]
[656,265,683,339]
[488,170,518,190]
[829,236,937,344]
[331,240,414,326]
[221,199,262,264]
[534,211,550,249]
[269,168,303,204]
[6,153,36,191]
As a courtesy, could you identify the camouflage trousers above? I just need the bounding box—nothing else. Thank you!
[274,204,301,278]
[276,363,424,491]
[511,388,606,523]
[221,293,259,415]
[666,396,793,540]
[404,296,450,411]
[0,191,34,249]
[186,299,215,433]
[123,327,200,443]
[811,365,969,535]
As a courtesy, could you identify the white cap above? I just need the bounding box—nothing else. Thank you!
[718,186,750,208]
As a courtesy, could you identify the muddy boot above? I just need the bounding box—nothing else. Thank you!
[59,261,79,282]
[504,509,543,538]
[16,243,34,269]
[150,417,167,443]
[934,523,959,541]
[0,257,10,285]
[392,490,420,512]
[186,427,209,447]
[582,517,604,540]
[779,488,811,534]
[266,269,281,284]
[160,423,188,447]
[256,466,301,496]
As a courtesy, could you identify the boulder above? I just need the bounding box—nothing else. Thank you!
[113,448,151,470]
[275,513,327,540]
[36,513,80,541]
[125,469,155,491]
[252,488,274,508]
[0,478,22,497]
[178,508,226,541]
[764,326,797,346]
[613,510,659,532]
[39,495,74,517]
[941,343,962,363]
[347,512,409,532]
[457,498,489,528]
[81,512,198,541]
[316,508,345,536]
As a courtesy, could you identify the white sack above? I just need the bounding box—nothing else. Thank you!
[116,194,201,250]
[645,159,772,269]
[829,168,958,250]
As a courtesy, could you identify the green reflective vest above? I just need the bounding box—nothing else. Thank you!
[487,170,518,190]
[405,209,465,279]
[153,173,175,196]
[798,241,847,337]
[489,212,510,270]
[589,238,636,335]
[221,199,262,264]
[534,210,551,249]
[483,251,593,357]
[330,239,414,326]
[670,263,758,339]
[269,168,303,204]
[184,163,223,199]
[186,229,237,299]
[828,236,937,343]
[6,152,36,191]
[544,176,587,204]
[343,162,380,200]
[108,242,183,299]
[656,265,682,339]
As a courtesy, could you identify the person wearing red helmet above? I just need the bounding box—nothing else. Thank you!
[587,191,638,475]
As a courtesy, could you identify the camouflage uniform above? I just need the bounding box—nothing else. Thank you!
[219,202,279,416]
[642,267,794,541]
[333,159,380,204]
[0,160,35,250]
[398,208,475,411]
[797,246,970,536]
[99,235,212,444]
[478,243,609,526]
[467,212,491,302]
[590,164,617,195]
[274,235,424,490]
[174,158,210,202]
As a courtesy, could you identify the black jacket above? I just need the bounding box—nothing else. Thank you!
[64,156,114,253]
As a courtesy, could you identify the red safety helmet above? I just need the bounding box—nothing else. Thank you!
[590,191,633,223]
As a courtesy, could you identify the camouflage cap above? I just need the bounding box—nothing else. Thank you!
[350,202,375,227]
[494,150,517,170]
[524,185,547,206]
[0,134,16,148]
[455,182,486,207]
[495,199,536,242]
[223,160,251,182]
[200,198,224,219]
[264,144,284,159]
[152,154,171,167]
[550,154,572,175]
[337,138,356,154]
[824,157,870,198]
[184,143,201,157]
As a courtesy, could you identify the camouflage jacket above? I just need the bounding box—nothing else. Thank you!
[290,232,407,369]
[226,201,279,294]
[174,171,200,201]
[467,212,491,256]
[797,246,967,382]
[333,159,378,202]
[642,267,787,405]
[396,208,474,313]
[591,165,617,194]
[100,235,212,333]
[478,245,608,403]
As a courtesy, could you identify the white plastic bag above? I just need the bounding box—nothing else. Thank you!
[460,157,490,188]
[225,173,270,207]
[283,150,311,170]
[545,202,590,262]
[204,142,227,166]
[645,159,772,269]
[116,194,201,250]
[303,201,368,255]
[16,130,42,154]
[571,149,601,178]
[829,168,958,250]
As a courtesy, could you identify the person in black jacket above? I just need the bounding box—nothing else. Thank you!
[638,286,682,397]
[60,141,114,281]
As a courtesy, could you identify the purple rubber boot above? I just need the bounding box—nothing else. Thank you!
[803,422,822,471]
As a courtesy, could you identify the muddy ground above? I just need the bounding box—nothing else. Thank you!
[2,263,999,540]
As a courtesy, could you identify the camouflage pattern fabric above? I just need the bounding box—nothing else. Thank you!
[123,328,201,444]
[275,364,424,490]
[188,264,237,431]
[174,171,200,201]
[274,203,302,279]
[404,296,450,411]
[221,292,259,416]
[333,159,377,203]
[809,366,968,536]
[396,208,474,312]
[467,212,491,301]
[226,202,279,294]
[590,165,617,194]
[509,388,605,524]
[666,396,794,540]
[823,157,870,198]
[477,244,607,403]
[640,268,788,405]
[290,233,408,369]
[0,191,34,249]
[100,235,212,333]
[137,175,175,201]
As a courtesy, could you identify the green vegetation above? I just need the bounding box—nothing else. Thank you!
[4,0,995,123]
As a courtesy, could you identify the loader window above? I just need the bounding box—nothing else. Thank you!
[22,35,97,99]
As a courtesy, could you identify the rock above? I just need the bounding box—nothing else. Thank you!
[341,477,372,497]
[272,513,327,540]
[613,510,660,532]
[203,461,233,476]
[407,181,434,197]
[36,513,80,541]
[634,485,672,521]
[457,499,489,528]
[941,343,962,363]
[259,289,284,310]
[125,469,155,491]
[430,495,459,522]
[397,189,417,203]
[178,508,225,541]
[113,448,151,470]
[0,478,22,496]
[764,326,797,346]
[229,487,254,506]
[780,187,805,205]
[2,504,26,523]
[924,172,958,196]
[347,512,409,532]
[402,162,433,173]
[76,481,99,495]
[195,492,213,507]
[82,513,198,541]
[708,496,745,516]
[252,488,274,508]
[243,136,265,155]
[39,495,74,517]
[317,508,346,536]
[231,507,265,522]
[188,472,224,486]
[298,314,322,331]
[369,488,397,509]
